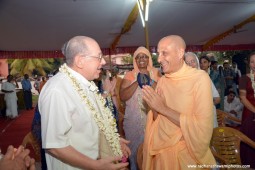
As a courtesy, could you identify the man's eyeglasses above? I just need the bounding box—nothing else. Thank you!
[135,55,149,60]
[81,53,103,61]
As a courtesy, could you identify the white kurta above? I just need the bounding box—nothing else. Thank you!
[224,96,243,125]
[1,82,18,118]
[39,69,100,170]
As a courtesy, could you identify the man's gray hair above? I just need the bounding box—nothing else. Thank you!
[61,36,89,66]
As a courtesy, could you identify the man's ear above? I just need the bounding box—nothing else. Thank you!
[74,55,84,69]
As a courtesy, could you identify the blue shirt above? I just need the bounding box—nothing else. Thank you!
[21,79,32,91]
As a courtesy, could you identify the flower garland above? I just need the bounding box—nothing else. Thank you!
[59,64,122,156]
[250,70,255,97]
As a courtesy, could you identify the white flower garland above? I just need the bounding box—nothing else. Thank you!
[250,70,255,97]
[59,64,122,156]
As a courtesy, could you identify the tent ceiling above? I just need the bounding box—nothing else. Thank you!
[0,0,255,52]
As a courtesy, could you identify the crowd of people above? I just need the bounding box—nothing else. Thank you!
[1,35,255,170]
[0,74,48,116]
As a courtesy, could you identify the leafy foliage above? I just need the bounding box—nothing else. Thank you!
[7,58,56,77]
[122,54,133,64]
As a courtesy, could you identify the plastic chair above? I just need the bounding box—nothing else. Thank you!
[210,127,255,167]
[216,109,241,127]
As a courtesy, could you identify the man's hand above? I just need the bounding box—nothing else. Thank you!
[103,78,112,92]
[119,138,131,158]
[0,145,35,170]
[96,156,129,170]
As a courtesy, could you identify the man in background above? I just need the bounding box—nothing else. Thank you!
[224,90,243,126]
[21,74,33,110]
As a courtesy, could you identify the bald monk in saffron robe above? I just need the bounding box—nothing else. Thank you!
[142,35,216,170]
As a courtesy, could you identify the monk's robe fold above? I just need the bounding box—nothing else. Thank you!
[143,64,216,170]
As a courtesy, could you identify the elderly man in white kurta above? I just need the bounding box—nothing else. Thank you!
[1,75,19,119]
[39,36,130,170]
[224,90,243,126]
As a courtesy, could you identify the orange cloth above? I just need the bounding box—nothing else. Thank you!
[143,64,216,170]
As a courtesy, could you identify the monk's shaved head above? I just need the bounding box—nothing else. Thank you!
[157,35,187,74]
[160,35,186,51]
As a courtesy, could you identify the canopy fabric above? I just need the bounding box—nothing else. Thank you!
[0,0,255,59]
[1,44,255,59]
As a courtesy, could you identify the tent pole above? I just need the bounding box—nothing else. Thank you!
[109,49,112,70]
[145,21,149,49]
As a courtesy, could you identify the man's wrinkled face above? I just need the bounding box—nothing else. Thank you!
[157,40,181,74]
[78,40,106,81]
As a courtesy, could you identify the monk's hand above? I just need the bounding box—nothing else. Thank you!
[142,85,167,114]
[103,78,112,92]
[110,77,117,94]
[119,138,131,158]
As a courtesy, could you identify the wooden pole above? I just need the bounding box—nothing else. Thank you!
[109,49,112,70]
[144,0,149,49]
[144,21,149,49]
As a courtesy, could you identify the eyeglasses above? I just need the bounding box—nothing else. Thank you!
[81,53,103,61]
[135,55,149,60]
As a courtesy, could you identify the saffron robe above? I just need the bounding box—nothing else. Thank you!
[143,64,216,170]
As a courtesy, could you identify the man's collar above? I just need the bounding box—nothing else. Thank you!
[88,82,98,92]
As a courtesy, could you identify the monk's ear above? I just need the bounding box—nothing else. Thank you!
[178,48,185,60]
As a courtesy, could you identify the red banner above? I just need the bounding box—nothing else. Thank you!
[0,44,254,59]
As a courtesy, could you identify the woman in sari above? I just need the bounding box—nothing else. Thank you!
[120,47,161,170]
[239,52,255,168]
